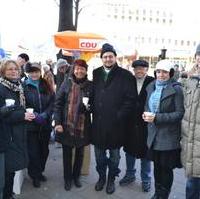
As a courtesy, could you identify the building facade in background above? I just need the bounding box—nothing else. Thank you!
[79,0,199,69]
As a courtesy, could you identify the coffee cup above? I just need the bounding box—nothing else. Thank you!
[5,99,15,106]
[82,97,89,106]
[26,108,34,113]
[144,112,155,117]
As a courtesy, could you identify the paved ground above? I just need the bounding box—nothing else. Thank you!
[17,143,186,199]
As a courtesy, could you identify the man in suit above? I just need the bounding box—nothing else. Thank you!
[120,60,154,192]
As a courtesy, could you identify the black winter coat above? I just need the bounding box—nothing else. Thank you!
[23,79,55,134]
[124,75,154,158]
[0,82,28,172]
[91,64,136,149]
[54,76,92,147]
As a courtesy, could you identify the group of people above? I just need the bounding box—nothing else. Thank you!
[0,42,200,199]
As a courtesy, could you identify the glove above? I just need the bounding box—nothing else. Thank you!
[0,105,17,117]
[34,114,47,125]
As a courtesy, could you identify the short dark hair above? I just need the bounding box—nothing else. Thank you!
[18,53,29,62]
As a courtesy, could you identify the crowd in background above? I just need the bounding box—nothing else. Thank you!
[0,43,200,199]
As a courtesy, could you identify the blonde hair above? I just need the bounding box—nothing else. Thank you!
[0,59,21,78]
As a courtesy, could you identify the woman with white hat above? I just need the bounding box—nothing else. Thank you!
[143,59,185,199]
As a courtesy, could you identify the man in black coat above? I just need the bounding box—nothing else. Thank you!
[119,60,154,192]
[91,43,136,194]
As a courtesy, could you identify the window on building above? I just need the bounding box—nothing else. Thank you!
[157,10,159,15]
[155,38,158,44]
[162,38,165,44]
[187,41,190,46]
[168,39,171,44]
[169,19,172,24]
[181,40,184,46]
[136,9,139,15]
[136,16,139,21]
[141,37,144,43]
[143,9,146,15]
[193,41,196,46]
[114,15,117,19]
[129,16,132,21]
[143,17,146,21]
[148,37,152,43]
[156,18,159,23]
[149,17,152,23]
[163,19,166,24]
[122,15,125,20]
[175,40,178,45]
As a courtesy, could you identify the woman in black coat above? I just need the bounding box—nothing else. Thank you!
[54,59,92,191]
[0,60,35,199]
[23,62,55,188]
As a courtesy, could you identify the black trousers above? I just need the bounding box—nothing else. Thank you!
[154,160,173,196]
[27,131,50,180]
[3,171,15,199]
[62,145,84,182]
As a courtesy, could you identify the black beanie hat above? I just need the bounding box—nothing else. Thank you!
[100,43,117,58]
[131,60,149,68]
[25,62,41,73]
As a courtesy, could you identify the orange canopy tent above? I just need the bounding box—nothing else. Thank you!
[54,31,106,52]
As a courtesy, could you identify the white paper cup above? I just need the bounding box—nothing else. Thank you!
[82,97,89,106]
[5,99,15,106]
[26,108,34,113]
[144,112,155,117]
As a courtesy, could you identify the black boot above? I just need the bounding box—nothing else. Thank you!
[106,176,115,194]
[158,186,170,199]
[95,176,106,191]
[64,179,72,191]
[74,177,82,188]
[151,183,161,199]
[32,178,41,188]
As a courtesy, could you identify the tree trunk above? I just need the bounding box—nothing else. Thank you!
[58,0,75,31]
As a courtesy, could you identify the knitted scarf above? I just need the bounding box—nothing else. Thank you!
[0,77,26,108]
[148,80,169,113]
[67,80,86,138]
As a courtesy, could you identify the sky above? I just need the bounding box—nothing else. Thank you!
[0,0,199,60]
[0,0,58,51]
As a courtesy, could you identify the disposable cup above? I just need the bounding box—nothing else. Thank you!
[82,97,89,106]
[26,108,34,113]
[5,99,15,106]
[144,112,155,117]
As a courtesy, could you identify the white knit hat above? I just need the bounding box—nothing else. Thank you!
[155,59,173,72]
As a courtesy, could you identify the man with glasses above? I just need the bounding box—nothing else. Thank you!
[91,43,136,194]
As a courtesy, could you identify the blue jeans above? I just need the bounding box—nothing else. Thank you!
[186,177,200,199]
[0,153,5,199]
[125,152,151,183]
[94,146,120,177]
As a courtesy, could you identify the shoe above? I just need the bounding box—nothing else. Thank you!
[64,180,72,191]
[74,178,82,188]
[151,193,159,199]
[39,174,47,182]
[119,175,136,186]
[95,177,106,191]
[32,179,41,188]
[142,182,151,192]
[106,177,115,194]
